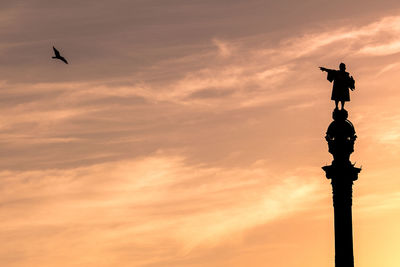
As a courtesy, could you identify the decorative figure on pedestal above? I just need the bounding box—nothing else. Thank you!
[320,63,355,110]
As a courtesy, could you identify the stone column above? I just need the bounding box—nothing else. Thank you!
[322,109,361,267]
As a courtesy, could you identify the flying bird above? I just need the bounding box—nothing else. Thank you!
[52,46,68,64]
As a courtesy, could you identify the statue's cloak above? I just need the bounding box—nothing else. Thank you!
[327,70,355,102]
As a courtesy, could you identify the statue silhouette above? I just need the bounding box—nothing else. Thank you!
[320,63,355,110]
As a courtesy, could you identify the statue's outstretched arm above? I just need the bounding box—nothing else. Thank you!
[319,67,333,72]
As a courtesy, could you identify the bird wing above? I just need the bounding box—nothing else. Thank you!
[53,46,60,57]
[59,56,68,64]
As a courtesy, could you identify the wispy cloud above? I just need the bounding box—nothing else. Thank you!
[0,154,320,266]
[212,39,234,57]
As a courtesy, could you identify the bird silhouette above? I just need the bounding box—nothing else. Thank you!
[52,46,68,64]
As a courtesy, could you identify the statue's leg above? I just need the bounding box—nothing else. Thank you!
[335,100,339,109]
[341,101,345,109]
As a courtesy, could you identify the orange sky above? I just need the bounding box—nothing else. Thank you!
[1,1,400,266]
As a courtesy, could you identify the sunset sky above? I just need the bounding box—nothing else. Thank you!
[1,1,400,266]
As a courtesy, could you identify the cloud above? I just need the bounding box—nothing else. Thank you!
[3,14,400,171]
[212,39,234,57]
[358,41,400,56]
[0,154,321,266]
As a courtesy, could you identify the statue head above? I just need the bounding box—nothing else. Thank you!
[339,62,346,71]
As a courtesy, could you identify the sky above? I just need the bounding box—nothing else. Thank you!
[1,0,400,266]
